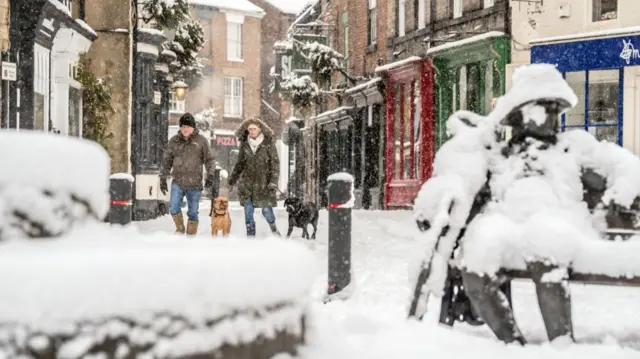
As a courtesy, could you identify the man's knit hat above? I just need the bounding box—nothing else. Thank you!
[179,113,196,128]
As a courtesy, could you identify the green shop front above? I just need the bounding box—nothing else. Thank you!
[430,32,510,148]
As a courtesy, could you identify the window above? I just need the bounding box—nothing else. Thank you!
[564,69,621,144]
[344,12,349,71]
[169,92,185,113]
[398,0,405,37]
[368,0,377,45]
[484,0,494,8]
[224,77,243,118]
[227,22,242,61]
[592,0,617,22]
[453,0,462,19]
[417,0,426,29]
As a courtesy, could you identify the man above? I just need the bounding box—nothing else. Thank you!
[160,113,215,235]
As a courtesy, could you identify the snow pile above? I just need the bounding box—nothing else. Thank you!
[0,130,110,240]
[0,226,315,357]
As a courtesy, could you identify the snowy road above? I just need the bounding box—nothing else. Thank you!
[136,201,640,358]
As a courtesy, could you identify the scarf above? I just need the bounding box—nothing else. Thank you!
[248,133,264,153]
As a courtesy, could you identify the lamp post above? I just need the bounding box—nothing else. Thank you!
[172,80,189,101]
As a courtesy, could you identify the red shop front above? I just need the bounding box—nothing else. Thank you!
[377,57,435,209]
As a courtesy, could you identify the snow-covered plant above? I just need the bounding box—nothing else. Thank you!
[281,74,320,109]
[194,107,217,132]
[142,0,205,87]
[302,41,344,87]
[141,0,189,29]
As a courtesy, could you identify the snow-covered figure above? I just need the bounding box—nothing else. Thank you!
[410,64,640,344]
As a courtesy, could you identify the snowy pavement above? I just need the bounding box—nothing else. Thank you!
[136,201,640,358]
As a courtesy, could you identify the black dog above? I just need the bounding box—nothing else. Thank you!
[284,197,319,240]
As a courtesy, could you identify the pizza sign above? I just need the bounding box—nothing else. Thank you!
[216,136,237,147]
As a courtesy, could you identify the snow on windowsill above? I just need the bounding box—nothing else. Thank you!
[138,28,164,37]
[214,129,237,136]
[375,56,422,73]
[286,116,302,124]
[426,31,505,55]
[228,57,245,63]
[530,26,640,45]
[0,225,316,326]
[190,0,266,17]
[274,40,294,50]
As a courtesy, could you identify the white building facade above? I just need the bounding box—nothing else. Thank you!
[509,0,640,152]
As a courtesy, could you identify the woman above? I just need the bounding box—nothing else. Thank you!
[228,117,281,237]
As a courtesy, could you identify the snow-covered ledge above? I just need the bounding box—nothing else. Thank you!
[0,131,315,359]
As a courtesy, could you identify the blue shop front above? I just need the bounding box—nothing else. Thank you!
[531,29,640,149]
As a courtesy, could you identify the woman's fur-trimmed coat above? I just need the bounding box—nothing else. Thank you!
[228,117,280,208]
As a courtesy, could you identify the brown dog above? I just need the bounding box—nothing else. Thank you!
[210,196,231,237]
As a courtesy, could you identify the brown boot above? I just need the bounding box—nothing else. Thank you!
[186,220,199,236]
[172,213,186,234]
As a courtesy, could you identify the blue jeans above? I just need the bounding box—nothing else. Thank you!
[169,183,201,221]
[244,200,276,225]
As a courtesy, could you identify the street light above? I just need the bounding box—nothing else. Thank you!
[172,80,189,100]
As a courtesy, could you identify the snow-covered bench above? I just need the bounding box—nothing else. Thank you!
[0,131,315,358]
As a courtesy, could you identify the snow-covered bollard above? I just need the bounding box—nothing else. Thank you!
[0,236,316,358]
[0,130,110,239]
[109,173,134,225]
[325,172,355,302]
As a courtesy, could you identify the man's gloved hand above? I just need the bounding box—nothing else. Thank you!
[160,178,168,195]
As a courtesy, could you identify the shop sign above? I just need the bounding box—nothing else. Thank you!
[153,91,162,105]
[620,39,640,65]
[1,62,16,81]
[215,135,236,147]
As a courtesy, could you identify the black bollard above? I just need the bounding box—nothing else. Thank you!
[325,173,354,302]
[109,174,134,225]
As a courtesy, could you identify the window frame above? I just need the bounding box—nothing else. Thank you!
[169,92,186,114]
[453,0,462,19]
[368,0,377,45]
[591,0,618,22]
[226,21,243,61]
[398,0,406,37]
[224,76,243,118]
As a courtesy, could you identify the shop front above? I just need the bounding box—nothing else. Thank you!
[376,57,435,209]
[430,32,510,149]
[531,28,640,149]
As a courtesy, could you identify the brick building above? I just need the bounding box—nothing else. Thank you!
[375,0,510,209]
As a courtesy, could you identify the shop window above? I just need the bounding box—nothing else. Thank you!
[169,92,185,113]
[564,69,620,144]
[368,0,377,45]
[592,0,617,22]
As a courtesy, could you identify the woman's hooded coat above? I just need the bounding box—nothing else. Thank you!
[228,117,280,207]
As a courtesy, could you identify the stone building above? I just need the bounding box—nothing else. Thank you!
[510,0,640,152]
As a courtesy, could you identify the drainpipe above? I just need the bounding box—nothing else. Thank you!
[79,0,86,21]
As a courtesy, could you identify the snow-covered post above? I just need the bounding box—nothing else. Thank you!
[325,172,355,302]
[109,173,134,225]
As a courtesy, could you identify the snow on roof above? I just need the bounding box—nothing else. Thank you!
[214,128,237,136]
[312,106,353,120]
[265,0,315,15]
[375,56,422,73]
[75,19,97,38]
[47,0,71,16]
[530,26,640,45]
[190,0,265,16]
[0,230,316,329]
[288,0,318,34]
[426,31,506,55]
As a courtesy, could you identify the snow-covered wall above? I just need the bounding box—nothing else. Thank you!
[0,227,316,358]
